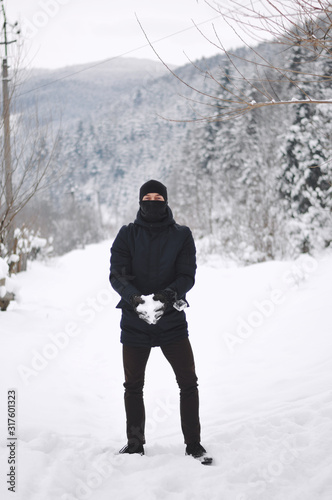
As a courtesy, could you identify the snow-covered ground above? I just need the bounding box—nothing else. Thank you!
[1,240,332,500]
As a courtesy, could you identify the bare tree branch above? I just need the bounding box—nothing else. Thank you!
[137,0,332,121]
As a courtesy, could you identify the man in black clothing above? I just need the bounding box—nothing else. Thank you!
[109,180,211,463]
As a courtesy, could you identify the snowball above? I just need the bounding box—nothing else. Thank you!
[136,294,164,325]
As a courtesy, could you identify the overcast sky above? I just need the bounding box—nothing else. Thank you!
[3,0,243,69]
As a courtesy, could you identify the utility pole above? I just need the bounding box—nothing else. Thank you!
[0,0,19,251]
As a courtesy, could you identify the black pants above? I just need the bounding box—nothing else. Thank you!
[123,337,201,447]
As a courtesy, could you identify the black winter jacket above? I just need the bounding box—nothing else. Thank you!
[109,207,196,347]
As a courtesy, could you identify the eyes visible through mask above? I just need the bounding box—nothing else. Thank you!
[142,193,165,201]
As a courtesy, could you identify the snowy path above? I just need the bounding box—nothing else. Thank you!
[1,241,332,500]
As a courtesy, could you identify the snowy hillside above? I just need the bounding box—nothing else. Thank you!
[1,241,332,500]
[18,56,171,122]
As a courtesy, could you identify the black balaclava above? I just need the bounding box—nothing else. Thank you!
[139,180,168,223]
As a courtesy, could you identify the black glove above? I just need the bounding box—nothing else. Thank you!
[153,289,176,305]
[130,294,149,323]
[152,289,176,322]
[131,294,145,309]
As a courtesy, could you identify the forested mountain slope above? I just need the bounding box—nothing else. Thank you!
[18,47,332,260]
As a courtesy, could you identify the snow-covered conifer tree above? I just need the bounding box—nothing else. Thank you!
[279,45,332,254]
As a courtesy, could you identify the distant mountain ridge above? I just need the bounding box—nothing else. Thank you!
[18,56,174,122]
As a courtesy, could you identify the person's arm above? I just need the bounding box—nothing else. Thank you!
[109,226,140,305]
[165,229,197,300]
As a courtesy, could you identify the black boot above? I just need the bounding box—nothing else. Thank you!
[119,443,144,455]
[185,442,213,465]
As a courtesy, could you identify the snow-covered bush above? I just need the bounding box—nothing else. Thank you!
[8,228,53,274]
[1,226,53,276]
[0,258,17,311]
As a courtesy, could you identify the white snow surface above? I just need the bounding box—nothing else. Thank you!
[1,240,332,500]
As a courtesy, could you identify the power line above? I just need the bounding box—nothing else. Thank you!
[18,14,223,97]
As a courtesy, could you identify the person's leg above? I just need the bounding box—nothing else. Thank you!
[122,344,151,449]
[160,337,201,445]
